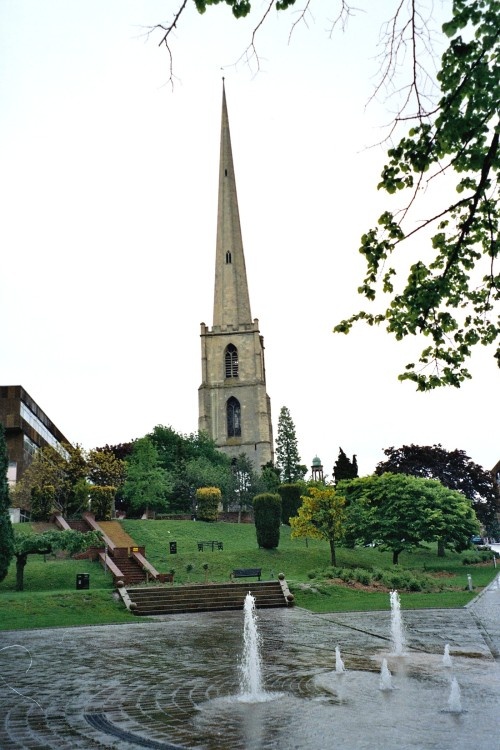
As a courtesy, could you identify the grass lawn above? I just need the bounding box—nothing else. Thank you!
[0,519,497,630]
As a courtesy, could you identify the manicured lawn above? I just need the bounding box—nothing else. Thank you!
[1,519,497,630]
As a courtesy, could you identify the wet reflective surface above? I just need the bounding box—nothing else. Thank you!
[1,586,499,749]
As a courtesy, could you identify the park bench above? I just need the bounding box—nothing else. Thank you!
[197,540,224,551]
[231,568,262,581]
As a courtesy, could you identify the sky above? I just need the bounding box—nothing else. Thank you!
[1,0,498,479]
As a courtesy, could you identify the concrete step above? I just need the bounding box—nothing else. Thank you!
[123,580,290,616]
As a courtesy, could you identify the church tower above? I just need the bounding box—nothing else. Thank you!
[198,83,274,471]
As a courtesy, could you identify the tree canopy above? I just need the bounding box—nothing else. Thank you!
[333,447,358,485]
[275,406,306,483]
[289,486,346,566]
[375,443,498,529]
[12,528,102,591]
[338,472,479,564]
[122,437,172,516]
[334,0,500,388]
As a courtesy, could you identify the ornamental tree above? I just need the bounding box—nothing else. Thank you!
[12,528,102,591]
[339,472,479,564]
[375,444,498,529]
[253,493,281,549]
[289,486,346,566]
[196,486,221,521]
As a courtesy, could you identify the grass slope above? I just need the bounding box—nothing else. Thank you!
[0,519,496,631]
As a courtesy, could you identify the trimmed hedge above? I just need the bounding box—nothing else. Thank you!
[196,487,221,522]
[253,493,281,549]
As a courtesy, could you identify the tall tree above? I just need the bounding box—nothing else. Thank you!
[375,444,498,529]
[12,445,67,512]
[339,473,479,564]
[275,406,306,483]
[0,423,14,582]
[122,438,172,517]
[289,486,346,566]
[333,448,358,485]
[87,448,126,488]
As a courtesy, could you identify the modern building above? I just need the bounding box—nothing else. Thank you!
[198,83,274,471]
[0,385,71,486]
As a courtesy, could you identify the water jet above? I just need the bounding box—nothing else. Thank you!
[389,590,406,656]
[335,646,346,674]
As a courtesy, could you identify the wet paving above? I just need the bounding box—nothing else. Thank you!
[1,578,499,750]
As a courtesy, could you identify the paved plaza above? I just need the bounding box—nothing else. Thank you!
[1,576,499,750]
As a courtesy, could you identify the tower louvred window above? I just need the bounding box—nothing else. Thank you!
[225,344,238,378]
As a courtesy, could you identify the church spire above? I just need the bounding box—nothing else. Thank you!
[212,81,252,328]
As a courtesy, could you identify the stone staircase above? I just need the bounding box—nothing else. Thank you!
[122,580,292,616]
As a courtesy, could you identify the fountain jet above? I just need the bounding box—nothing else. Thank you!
[379,658,393,691]
[447,677,462,713]
[238,593,267,702]
[389,590,407,656]
[335,646,346,674]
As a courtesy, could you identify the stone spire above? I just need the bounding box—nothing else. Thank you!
[212,81,252,328]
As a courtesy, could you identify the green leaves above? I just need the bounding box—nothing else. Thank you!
[336,0,500,389]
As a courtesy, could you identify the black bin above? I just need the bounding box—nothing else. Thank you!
[76,573,90,590]
[169,541,177,554]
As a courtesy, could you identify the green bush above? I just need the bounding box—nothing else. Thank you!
[89,486,115,521]
[30,485,55,521]
[277,483,303,525]
[253,493,281,549]
[196,487,221,522]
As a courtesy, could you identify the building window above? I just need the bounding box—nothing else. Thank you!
[226,251,232,264]
[227,397,241,437]
[225,344,239,378]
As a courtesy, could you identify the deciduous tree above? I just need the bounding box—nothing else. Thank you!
[289,486,346,566]
[375,444,497,529]
[334,0,500,388]
[12,528,102,591]
[87,448,126,489]
[339,473,479,564]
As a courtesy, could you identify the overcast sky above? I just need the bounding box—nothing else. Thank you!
[1,0,497,478]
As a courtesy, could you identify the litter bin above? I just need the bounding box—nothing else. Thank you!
[169,541,177,554]
[76,573,90,590]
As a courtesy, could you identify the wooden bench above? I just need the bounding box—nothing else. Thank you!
[231,568,262,581]
[197,541,224,551]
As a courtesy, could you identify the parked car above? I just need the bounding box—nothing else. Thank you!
[471,536,485,545]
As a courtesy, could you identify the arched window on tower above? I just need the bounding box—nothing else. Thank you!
[225,344,238,378]
[225,251,232,264]
[227,397,241,437]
